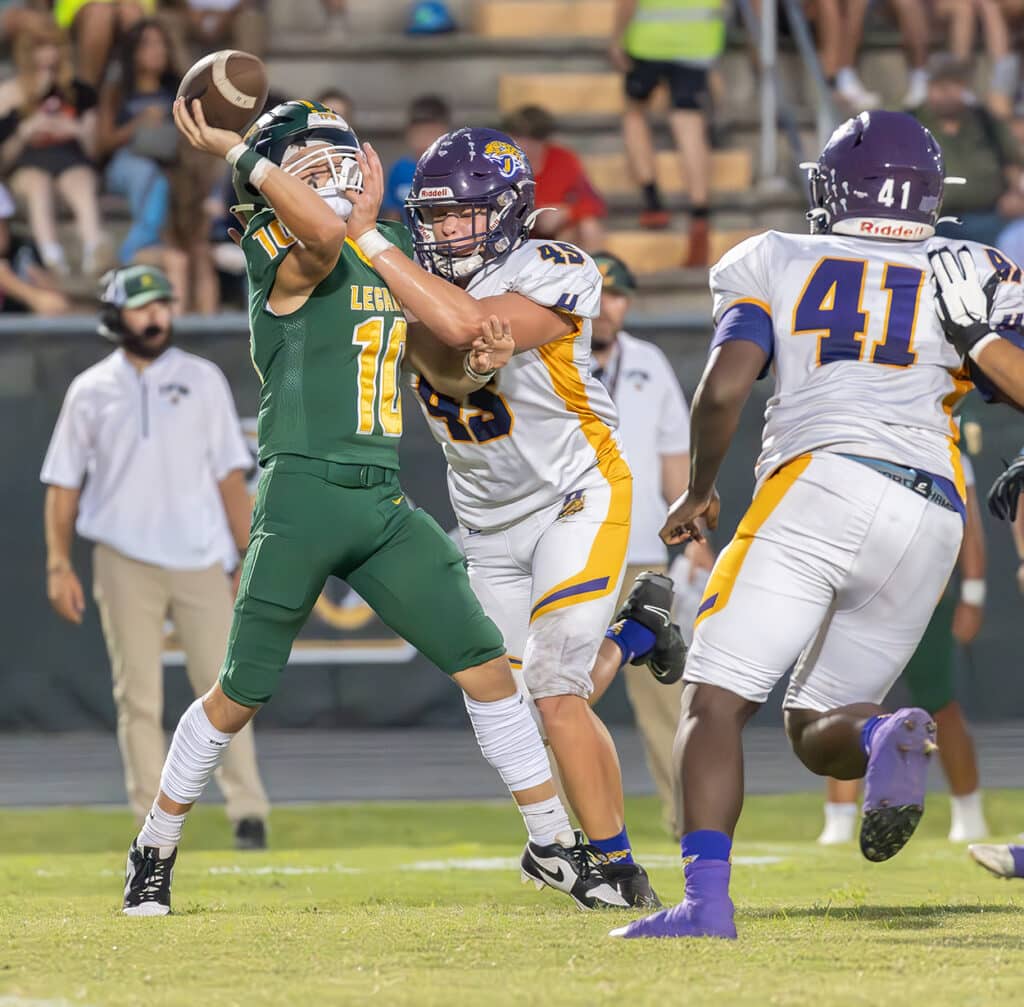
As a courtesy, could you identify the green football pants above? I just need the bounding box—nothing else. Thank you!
[219,454,505,706]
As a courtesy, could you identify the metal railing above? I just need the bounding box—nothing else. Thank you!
[733,0,839,182]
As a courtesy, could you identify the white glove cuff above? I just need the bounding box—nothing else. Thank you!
[968,332,1001,362]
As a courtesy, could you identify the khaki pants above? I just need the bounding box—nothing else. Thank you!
[546,563,683,838]
[93,543,270,825]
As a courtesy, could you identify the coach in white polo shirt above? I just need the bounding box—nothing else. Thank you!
[41,265,270,849]
[591,252,715,836]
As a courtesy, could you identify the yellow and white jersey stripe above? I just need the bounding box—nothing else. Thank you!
[411,239,627,532]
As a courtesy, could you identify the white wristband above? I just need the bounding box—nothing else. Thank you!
[355,229,394,260]
[225,142,248,167]
[968,332,1000,362]
[961,578,986,606]
[464,355,495,385]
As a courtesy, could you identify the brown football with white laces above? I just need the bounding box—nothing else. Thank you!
[176,50,268,133]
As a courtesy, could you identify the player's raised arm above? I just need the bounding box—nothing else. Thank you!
[929,245,1024,409]
[173,98,347,277]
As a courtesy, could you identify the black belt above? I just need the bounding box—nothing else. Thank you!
[267,454,393,488]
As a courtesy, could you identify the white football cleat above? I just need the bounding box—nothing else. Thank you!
[968,844,1017,879]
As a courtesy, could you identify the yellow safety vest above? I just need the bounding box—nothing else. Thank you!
[624,0,726,65]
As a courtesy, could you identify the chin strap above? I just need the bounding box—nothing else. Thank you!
[524,206,557,232]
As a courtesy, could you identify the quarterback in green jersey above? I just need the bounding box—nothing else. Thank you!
[122,98,627,916]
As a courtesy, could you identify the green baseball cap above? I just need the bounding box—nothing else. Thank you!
[592,252,637,295]
[98,265,174,310]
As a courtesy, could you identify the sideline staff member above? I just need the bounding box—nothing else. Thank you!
[41,265,270,848]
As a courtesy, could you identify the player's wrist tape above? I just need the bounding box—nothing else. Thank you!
[464,355,496,384]
[961,578,986,606]
[355,229,394,260]
[968,331,1000,362]
[226,143,272,191]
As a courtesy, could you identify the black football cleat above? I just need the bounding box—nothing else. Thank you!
[234,817,268,850]
[122,839,176,916]
[602,861,662,909]
[613,571,687,684]
[521,830,629,910]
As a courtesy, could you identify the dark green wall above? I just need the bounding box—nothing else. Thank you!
[5,325,1023,730]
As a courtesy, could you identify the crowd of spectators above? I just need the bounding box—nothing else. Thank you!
[3,0,1024,317]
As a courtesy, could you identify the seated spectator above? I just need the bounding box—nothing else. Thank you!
[382,94,450,221]
[0,180,69,314]
[917,56,1024,247]
[502,104,607,252]
[0,22,113,275]
[54,0,152,89]
[161,0,265,62]
[315,88,354,124]
[938,0,1018,119]
[97,19,179,265]
[833,0,929,110]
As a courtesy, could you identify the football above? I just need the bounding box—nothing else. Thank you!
[176,49,268,134]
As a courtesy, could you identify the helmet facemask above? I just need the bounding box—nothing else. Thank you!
[282,139,363,220]
[407,188,521,281]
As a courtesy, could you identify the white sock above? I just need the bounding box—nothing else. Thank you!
[825,801,858,820]
[519,794,572,845]
[818,801,858,844]
[950,790,988,838]
[137,803,187,849]
[908,68,929,88]
[40,241,65,265]
[836,67,859,90]
[158,697,235,806]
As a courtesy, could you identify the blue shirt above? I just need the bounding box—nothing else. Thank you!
[383,157,417,215]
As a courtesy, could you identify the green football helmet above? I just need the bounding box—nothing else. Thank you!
[231,99,363,222]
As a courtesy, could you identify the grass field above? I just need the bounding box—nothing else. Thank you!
[3,792,1024,1007]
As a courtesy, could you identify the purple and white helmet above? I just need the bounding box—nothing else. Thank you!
[803,110,958,241]
[405,127,535,280]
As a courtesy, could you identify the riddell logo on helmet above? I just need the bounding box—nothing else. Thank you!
[419,187,454,199]
[857,219,929,239]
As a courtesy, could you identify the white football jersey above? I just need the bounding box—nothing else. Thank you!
[411,239,625,531]
[712,230,1024,499]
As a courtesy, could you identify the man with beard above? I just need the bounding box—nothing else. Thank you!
[41,264,270,849]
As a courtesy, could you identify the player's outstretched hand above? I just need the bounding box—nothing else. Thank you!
[928,245,999,357]
[987,454,1024,520]
[469,315,514,374]
[172,97,242,159]
[347,142,385,240]
[660,488,720,546]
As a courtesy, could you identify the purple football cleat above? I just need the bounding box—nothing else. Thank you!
[860,707,937,862]
[609,860,737,940]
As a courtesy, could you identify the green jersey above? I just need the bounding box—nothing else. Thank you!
[243,211,414,468]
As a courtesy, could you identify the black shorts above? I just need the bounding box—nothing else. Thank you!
[624,58,709,110]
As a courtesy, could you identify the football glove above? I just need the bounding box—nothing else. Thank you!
[928,246,1000,358]
[987,455,1024,521]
